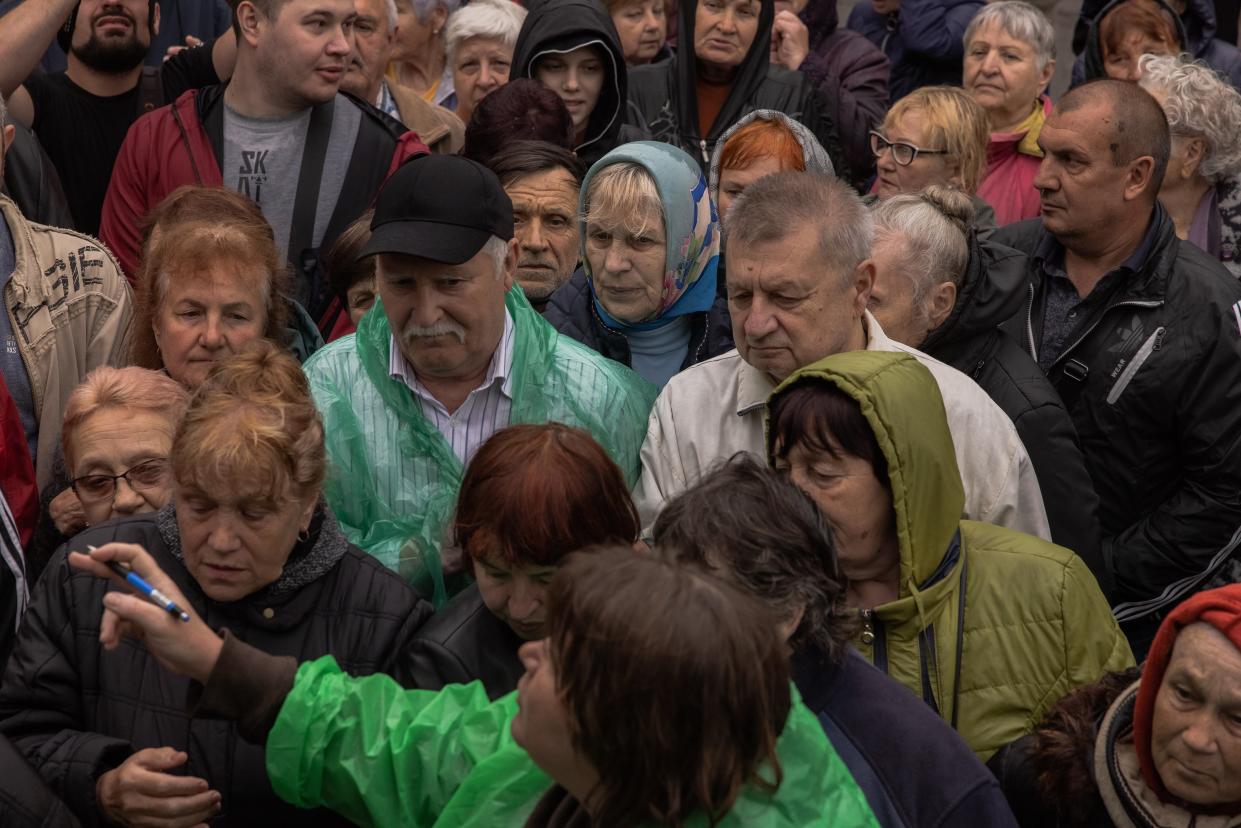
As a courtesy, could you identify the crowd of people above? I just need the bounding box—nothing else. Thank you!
[1,0,1241,825]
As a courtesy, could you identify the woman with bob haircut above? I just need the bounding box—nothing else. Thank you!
[65,544,881,826]
[870,86,996,233]
[31,367,192,579]
[990,584,1241,827]
[544,141,732,388]
[407,423,641,699]
[130,186,292,390]
[0,341,431,827]
[442,0,528,125]
[1139,54,1241,277]
[766,349,1133,760]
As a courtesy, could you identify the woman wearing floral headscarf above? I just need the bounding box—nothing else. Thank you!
[544,141,732,387]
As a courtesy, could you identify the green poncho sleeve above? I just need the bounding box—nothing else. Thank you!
[306,288,656,606]
[266,657,880,828]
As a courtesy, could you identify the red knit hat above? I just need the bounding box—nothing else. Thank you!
[1132,584,1241,803]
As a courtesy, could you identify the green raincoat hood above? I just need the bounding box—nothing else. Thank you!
[767,351,964,591]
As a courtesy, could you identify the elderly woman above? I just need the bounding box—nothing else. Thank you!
[66,544,881,826]
[607,0,669,65]
[865,187,1104,574]
[442,0,527,124]
[990,584,1241,827]
[392,0,460,105]
[0,342,431,826]
[654,455,1023,828]
[408,423,640,699]
[963,2,1056,226]
[766,350,1134,760]
[1076,0,1183,83]
[870,85,996,233]
[511,0,630,166]
[1139,54,1241,277]
[131,186,290,390]
[544,141,731,388]
[626,0,845,178]
[709,109,835,220]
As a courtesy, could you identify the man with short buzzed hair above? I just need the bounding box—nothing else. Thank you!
[995,78,1241,653]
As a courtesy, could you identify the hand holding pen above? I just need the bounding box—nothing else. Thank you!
[68,542,224,684]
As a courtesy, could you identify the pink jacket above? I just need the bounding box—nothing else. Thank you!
[977,96,1050,228]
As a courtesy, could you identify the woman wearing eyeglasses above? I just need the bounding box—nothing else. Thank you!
[869,85,997,236]
[0,342,431,827]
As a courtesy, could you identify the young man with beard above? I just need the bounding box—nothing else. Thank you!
[100,0,428,324]
[0,0,163,234]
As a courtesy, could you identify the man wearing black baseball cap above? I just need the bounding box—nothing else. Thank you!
[303,154,658,605]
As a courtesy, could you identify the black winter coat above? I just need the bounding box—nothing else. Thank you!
[511,0,631,168]
[995,208,1241,640]
[921,235,1104,588]
[406,584,525,700]
[542,268,734,374]
[0,510,432,827]
[624,0,846,174]
[0,732,79,828]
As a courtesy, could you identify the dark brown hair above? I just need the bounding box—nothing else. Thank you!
[462,79,575,167]
[548,547,790,827]
[453,424,640,567]
[488,140,587,189]
[324,209,376,302]
[653,454,857,663]
[130,186,290,378]
[768,381,889,487]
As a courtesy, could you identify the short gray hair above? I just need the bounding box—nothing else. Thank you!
[482,234,510,279]
[871,186,973,326]
[408,0,461,23]
[445,0,527,61]
[382,0,399,30]
[1139,54,1241,184]
[964,1,1056,72]
[725,173,873,282]
[0,91,7,127]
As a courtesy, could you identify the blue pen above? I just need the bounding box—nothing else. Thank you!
[88,546,192,623]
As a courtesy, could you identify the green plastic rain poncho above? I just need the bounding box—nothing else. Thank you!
[304,288,656,606]
[265,656,881,827]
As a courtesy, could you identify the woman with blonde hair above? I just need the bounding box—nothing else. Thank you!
[0,341,430,827]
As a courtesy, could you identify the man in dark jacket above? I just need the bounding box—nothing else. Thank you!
[98,0,428,323]
[511,0,631,167]
[624,0,846,176]
[769,0,889,181]
[654,456,1021,828]
[845,0,981,102]
[995,79,1241,655]
[1071,0,1241,89]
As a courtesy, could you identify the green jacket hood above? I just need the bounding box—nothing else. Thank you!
[767,351,965,592]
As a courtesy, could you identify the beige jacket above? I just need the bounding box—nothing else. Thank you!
[633,311,1051,538]
[1,197,134,489]
[389,82,465,156]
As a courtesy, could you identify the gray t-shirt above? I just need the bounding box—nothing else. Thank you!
[0,213,38,465]
[222,95,361,267]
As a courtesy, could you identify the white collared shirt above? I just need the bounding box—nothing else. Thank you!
[389,310,516,464]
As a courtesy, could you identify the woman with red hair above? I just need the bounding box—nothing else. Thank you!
[407,423,642,699]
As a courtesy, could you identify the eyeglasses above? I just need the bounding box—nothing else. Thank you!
[869,131,951,166]
[71,459,170,503]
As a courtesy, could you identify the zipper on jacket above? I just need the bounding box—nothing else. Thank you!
[1051,299,1164,373]
[918,626,940,716]
[1105,325,1166,405]
[860,610,888,674]
[699,138,709,165]
[1024,284,1038,362]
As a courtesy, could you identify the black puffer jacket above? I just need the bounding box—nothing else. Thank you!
[995,207,1241,640]
[511,0,631,167]
[624,0,846,175]
[0,732,79,828]
[921,235,1105,589]
[0,509,432,826]
[543,269,734,372]
[406,584,525,700]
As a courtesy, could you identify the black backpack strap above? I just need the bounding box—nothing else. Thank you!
[137,66,163,116]
[287,99,336,306]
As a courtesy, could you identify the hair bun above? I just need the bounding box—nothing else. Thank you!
[198,339,311,405]
[919,185,976,235]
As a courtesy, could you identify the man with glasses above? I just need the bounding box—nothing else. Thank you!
[634,170,1050,541]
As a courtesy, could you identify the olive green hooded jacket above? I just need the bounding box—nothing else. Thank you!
[768,351,1134,760]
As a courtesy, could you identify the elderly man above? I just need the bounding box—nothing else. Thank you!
[304,154,655,605]
[348,0,464,153]
[100,0,427,322]
[994,79,1241,653]
[486,140,585,311]
[636,171,1049,539]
